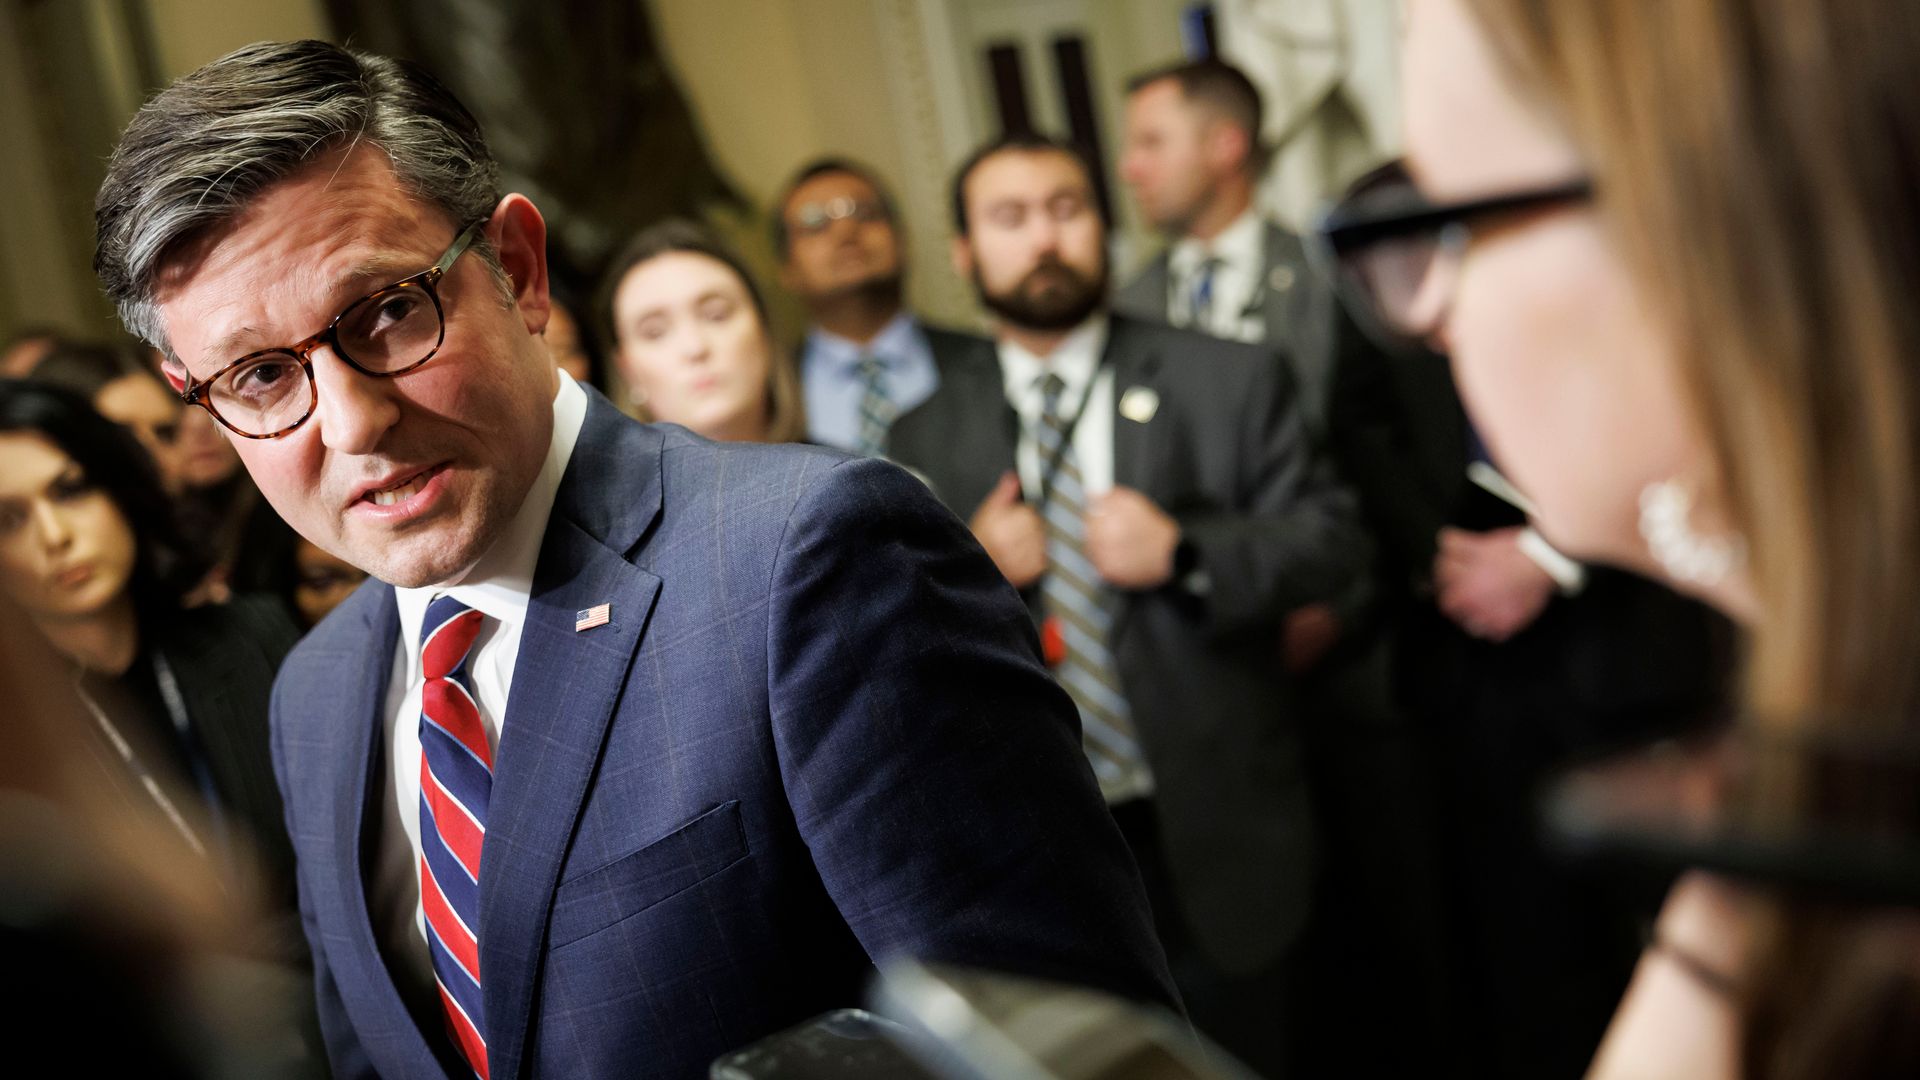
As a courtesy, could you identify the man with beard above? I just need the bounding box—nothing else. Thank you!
[775,159,987,455]
[887,131,1368,1076]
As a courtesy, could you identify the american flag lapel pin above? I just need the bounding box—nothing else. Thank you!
[574,603,612,632]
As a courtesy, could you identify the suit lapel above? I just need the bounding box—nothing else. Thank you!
[1104,319,1168,643]
[481,397,665,1080]
[314,587,450,1074]
[1260,223,1300,340]
[922,341,1019,515]
[1107,318,1163,501]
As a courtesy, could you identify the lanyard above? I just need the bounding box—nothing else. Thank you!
[1031,351,1111,513]
[73,667,208,859]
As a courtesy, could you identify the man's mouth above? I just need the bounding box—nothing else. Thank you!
[358,466,439,507]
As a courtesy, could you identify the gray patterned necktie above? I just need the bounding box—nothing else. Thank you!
[1033,372,1151,802]
[854,354,895,457]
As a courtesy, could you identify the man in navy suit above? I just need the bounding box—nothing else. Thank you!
[95,41,1175,1079]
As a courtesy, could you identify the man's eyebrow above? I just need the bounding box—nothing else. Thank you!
[194,255,431,372]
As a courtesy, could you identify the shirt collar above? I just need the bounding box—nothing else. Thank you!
[999,314,1110,405]
[806,310,918,374]
[394,372,590,646]
[1170,206,1265,278]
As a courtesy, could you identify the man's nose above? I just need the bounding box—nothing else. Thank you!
[826,214,862,243]
[1028,218,1064,260]
[312,350,402,455]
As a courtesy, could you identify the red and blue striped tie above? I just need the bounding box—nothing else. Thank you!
[418,595,492,1079]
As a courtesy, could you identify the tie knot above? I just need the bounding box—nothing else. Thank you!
[421,595,485,681]
[1037,371,1069,410]
[855,354,887,382]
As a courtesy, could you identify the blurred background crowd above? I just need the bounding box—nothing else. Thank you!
[6,1,1919,1077]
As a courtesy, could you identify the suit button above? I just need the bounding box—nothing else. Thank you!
[1269,265,1296,292]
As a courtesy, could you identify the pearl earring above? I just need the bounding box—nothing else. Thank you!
[1638,479,1744,587]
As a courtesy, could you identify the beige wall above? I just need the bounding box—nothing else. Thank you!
[0,0,1256,345]
[649,0,952,330]
[0,1,103,340]
[144,0,329,80]
[0,0,329,345]
[650,0,1195,330]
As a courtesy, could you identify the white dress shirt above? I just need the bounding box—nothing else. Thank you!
[369,372,589,1004]
[1167,207,1267,343]
[999,315,1114,500]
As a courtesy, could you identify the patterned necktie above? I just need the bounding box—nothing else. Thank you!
[417,595,492,1079]
[1033,373,1152,802]
[854,354,895,457]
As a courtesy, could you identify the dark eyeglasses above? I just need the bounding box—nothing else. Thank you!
[179,221,486,439]
[1309,159,1593,347]
[790,196,888,236]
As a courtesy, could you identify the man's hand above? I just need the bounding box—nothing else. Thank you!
[1085,486,1181,590]
[969,471,1047,589]
[1434,526,1554,641]
[1281,603,1342,674]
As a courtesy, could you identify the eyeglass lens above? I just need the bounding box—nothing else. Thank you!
[795,196,883,233]
[208,282,442,436]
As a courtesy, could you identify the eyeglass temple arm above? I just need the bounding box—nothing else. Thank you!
[432,221,487,280]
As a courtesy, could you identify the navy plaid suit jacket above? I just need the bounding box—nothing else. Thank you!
[269,389,1176,1079]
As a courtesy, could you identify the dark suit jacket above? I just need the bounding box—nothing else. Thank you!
[1323,340,1736,754]
[270,390,1176,1079]
[887,314,1369,972]
[150,595,305,947]
[1115,220,1342,428]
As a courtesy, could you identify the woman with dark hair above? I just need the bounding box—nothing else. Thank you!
[30,339,187,490]
[602,218,808,443]
[0,379,318,1068]
[32,340,303,611]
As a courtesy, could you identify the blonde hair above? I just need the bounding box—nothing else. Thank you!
[1464,1,1920,1072]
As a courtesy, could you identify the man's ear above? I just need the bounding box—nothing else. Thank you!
[1206,119,1253,177]
[950,234,975,280]
[158,354,189,393]
[487,194,551,336]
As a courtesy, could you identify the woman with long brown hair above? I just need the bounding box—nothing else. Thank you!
[1320,1,1920,1075]
[602,219,808,444]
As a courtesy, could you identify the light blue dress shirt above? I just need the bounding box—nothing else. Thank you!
[801,311,941,452]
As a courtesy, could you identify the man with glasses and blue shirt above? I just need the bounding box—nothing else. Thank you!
[95,41,1175,1080]
[774,158,988,456]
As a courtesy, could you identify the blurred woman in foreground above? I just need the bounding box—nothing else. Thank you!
[603,218,807,443]
[1321,1,1920,1075]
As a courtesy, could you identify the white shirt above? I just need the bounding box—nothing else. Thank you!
[369,372,589,1003]
[999,315,1114,500]
[1167,207,1267,343]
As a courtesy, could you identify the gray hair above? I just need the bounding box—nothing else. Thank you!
[94,40,502,354]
